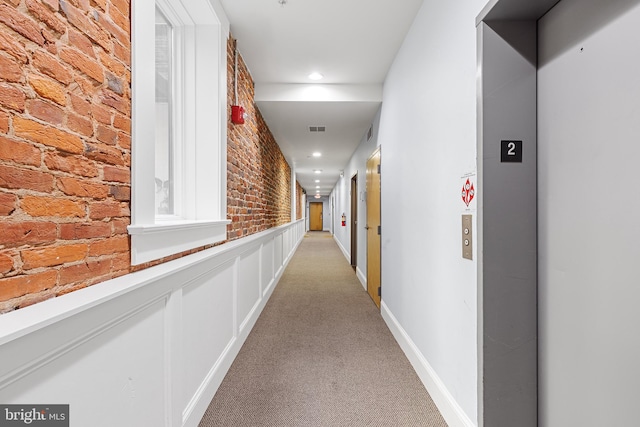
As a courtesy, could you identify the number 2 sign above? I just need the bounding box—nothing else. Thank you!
[501,140,523,163]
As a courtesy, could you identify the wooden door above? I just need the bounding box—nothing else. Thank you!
[309,202,323,231]
[366,148,381,308]
[350,174,358,268]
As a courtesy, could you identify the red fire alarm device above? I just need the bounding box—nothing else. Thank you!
[231,105,245,124]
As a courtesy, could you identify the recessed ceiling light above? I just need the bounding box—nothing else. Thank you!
[315,180,320,183]
[312,152,321,157]
[308,72,323,81]
[314,169,322,174]
[316,186,320,189]
[314,195,321,199]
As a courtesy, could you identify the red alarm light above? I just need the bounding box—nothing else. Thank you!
[231,105,245,124]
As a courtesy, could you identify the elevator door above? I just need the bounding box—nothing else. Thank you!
[538,2,640,425]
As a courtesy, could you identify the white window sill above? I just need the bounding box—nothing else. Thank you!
[128,219,230,265]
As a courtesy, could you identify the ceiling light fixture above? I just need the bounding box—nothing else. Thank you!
[315,180,320,183]
[308,72,323,81]
[314,169,322,174]
[312,152,321,157]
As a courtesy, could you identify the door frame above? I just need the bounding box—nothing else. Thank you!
[366,147,381,308]
[476,1,556,424]
[309,201,323,231]
[350,173,358,268]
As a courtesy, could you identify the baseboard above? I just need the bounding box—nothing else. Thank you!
[333,235,350,262]
[381,302,476,427]
[356,266,366,290]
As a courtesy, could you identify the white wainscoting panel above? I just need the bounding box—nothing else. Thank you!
[237,246,261,334]
[0,220,305,427]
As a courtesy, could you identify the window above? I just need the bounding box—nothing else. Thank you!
[129,0,230,265]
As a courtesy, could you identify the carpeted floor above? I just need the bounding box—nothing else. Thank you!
[199,231,448,426]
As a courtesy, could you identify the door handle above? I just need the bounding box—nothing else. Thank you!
[365,226,370,230]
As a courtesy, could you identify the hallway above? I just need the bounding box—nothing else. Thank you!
[199,232,446,426]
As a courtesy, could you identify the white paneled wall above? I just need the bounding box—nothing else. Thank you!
[0,220,305,427]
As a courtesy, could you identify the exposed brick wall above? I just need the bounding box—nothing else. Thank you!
[296,181,303,220]
[0,0,131,312]
[0,11,294,313]
[226,36,292,240]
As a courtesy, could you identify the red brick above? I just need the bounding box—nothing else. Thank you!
[88,235,128,256]
[22,243,88,269]
[21,195,86,217]
[113,41,130,66]
[113,113,130,132]
[27,98,65,126]
[73,74,99,97]
[42,0,59,11]
[0,164,54,192]
[110,0,128,18]
[108,184,129,201]
[90,0,106,11]
[60,47,104,84]
[67,112,93,137]
[44,152,98,177]
[25,0,66,34]
[88,199,128,219]
[17,291,55,308]
[111,251,130,271]
[111,217,129,234]
[0,32,28,64]
[84,142,125,166]
[107,6,128,34]
[102,165,129,183]
[0,221,57,247]
[0,192,17,215]
[0,111,8,133]
[0,135,41,166]
[68,28,95,58]
[69,93,91,116]
[57,176,109,198]
[14,117,84,154]
[117,132,130,150]
[0,55,23,82]
[59,259,111,285]
[91,104,111,124]
[0,253,13,274]
[28,74,66,105]
[94,10,128,47]
[58,0,112,52]
[59,221,111,239]
[0,270,57,300]
[95,124,117,145]
[98,51,125,77]
[0,83,26,112]
[32,50,73,85]
[100,89,129,115]
[0,5,45,46]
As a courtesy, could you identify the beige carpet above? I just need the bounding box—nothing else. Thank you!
[199,231,448,426]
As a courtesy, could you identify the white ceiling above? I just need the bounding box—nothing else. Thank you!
[218,0,424,196]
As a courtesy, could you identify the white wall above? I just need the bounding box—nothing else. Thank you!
[375,0,488,425]
[538,1,640,425]
[0,221,305,427]
[332,110,381,287]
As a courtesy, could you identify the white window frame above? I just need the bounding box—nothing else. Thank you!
[129,0,230,265]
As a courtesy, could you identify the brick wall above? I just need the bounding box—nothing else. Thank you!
[0,0,131,312]
[0,5,295,313]
[296,181,303,220]
[226,37,291,240]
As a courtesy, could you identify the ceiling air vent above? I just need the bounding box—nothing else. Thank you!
[309,126,326,132]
